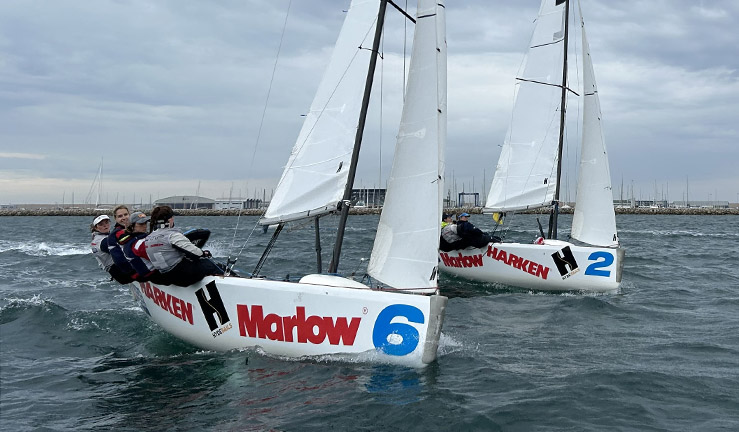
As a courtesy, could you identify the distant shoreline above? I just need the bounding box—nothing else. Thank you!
[1,207,737,217]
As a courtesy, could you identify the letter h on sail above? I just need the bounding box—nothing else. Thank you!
[195,282,230,331]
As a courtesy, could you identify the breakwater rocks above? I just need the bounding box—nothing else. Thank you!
[0,207,737,217]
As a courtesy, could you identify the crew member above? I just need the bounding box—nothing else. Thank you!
[440,213,464,252]
[455,212,493,249]
[144,206,223,287]
[90,214,133,283]
[106,205,137,283]
[119,212,165,283]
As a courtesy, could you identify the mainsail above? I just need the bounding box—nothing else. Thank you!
[485,0,566,212]
[570,10,618,247]
[368,0,446,289]
[261,0,380,225]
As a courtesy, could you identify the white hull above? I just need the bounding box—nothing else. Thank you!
[439,239,624,293]
[129,275,447,367]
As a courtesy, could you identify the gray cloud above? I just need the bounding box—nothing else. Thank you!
[1,0,737,204]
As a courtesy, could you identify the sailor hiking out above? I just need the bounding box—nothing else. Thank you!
[144,205,224,287]
[118,211,167,284]
[90,215,114,271]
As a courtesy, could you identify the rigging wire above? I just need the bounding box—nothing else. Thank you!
[226,1,292,269]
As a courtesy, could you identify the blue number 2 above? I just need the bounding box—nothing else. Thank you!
[372,304,424,356]
[585,252,614,277]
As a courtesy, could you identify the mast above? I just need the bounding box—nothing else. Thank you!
[328,0,388,273]
[549,0,570,239]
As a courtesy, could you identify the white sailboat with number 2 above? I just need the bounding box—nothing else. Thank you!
[440,0,624,293]
[129,0,448,366]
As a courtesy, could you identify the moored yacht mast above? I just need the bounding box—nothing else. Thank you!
[548,0,570,239]
[329,0,388,273]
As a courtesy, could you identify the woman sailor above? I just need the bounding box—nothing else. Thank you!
[106,205,137,283]
[144,206,223,287]
[90,214,134,283]
[118,212,165,284]
[90,215,114,270]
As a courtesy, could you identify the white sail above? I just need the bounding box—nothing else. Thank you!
[484,0,566,212]
[368,0,446,289]
[261,0,380,225]
[570,12,618,247]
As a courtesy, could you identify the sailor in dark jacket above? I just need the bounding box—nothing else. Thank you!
[455,213,493,249]
[106,205,137,283]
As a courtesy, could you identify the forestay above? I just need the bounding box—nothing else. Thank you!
[368,0,446,289]
[570,11,618,247]
[485,0,566,212]
[261,0,380,225]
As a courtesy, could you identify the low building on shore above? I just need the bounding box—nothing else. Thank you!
[214,198,266,210]
[154,195,214,210]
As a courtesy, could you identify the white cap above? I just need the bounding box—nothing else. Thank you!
[93,215,110,225]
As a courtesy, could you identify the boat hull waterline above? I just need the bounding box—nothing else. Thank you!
[129,275,447,366]
[439,239,624,293]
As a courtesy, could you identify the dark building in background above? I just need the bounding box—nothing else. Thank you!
[154,195,215,210]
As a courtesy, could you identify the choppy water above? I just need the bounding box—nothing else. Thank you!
[1,214,738,431]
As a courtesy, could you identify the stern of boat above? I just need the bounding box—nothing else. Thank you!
[422,294,447,364]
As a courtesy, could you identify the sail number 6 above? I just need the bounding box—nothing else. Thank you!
[585,252,614,277]
[372,304,424,356]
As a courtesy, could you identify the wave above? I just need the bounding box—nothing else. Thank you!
[618,228,739,238]
[0,240,89,257]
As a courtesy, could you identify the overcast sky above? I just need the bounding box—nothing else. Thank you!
[1,0,737,206]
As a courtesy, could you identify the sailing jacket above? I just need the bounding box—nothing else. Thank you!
[107,224,136,276]
[120,232,157,279]
[90,231,114,271]
[441,223,462,243]
[144,227,205,273]
[456,220,484,239]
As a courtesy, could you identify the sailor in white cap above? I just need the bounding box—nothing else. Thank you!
[90,215,114,271]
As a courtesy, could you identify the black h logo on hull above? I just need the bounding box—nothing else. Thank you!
[195,281,230,331]
[551,246,579,277]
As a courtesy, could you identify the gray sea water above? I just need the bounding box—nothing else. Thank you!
[1,214,738,431]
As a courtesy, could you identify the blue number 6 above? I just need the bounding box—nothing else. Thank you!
[372,304,424,356]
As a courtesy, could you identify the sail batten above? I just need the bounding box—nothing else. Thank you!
[261,0,380,226]
[368,0,446,289]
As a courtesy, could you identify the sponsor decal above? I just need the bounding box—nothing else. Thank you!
[195,281,233,339]
[551,246,580,280]
[133,283,152,317]
[236,305,361,346]
[485,245,550,280]
[584,251,614,277]
[439,252,484,268]
[372,304,424,356]
[141,282,194,325]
